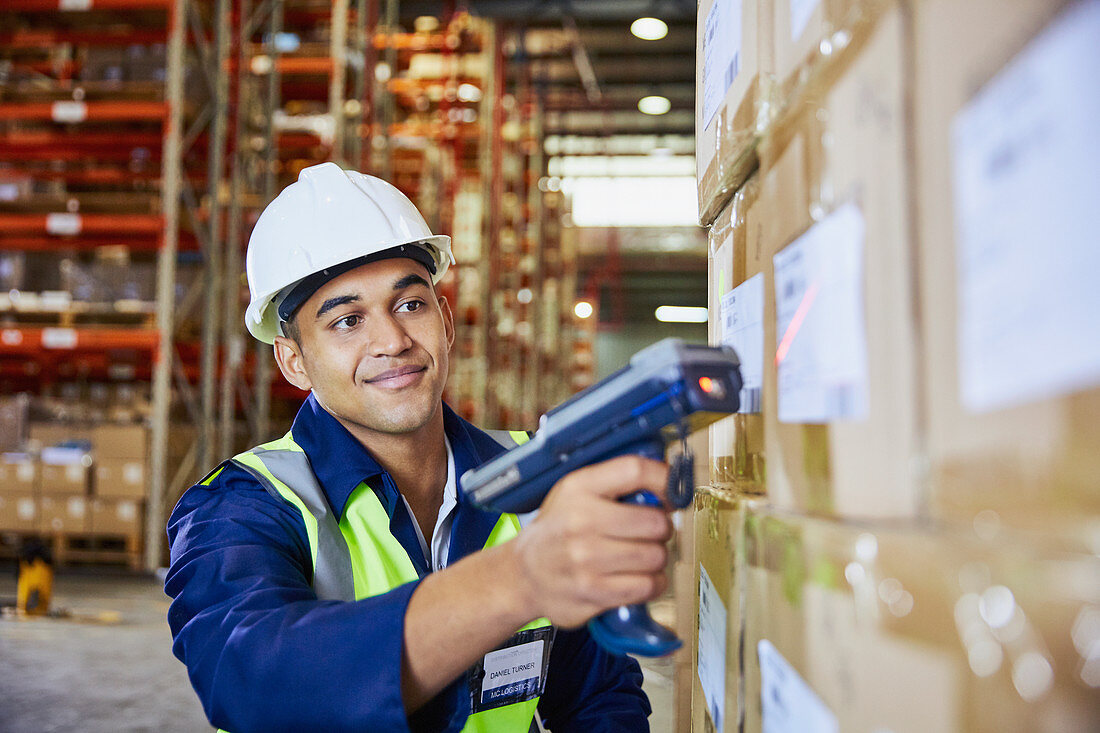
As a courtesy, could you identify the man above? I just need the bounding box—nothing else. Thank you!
[165,162,673,732]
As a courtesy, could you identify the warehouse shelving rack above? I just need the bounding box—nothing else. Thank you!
[0,0,236,570]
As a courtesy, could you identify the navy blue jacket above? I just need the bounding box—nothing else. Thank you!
[165,394,650,732]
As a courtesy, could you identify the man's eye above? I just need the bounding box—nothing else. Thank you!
[333,314,361,330]
[397,300,423,313]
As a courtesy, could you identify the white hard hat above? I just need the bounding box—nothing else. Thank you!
[244,162,453,343]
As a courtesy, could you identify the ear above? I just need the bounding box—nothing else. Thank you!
[273,336,314,392]
[438,293,456,351]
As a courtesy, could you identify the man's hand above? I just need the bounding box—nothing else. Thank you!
[510,455,673,629]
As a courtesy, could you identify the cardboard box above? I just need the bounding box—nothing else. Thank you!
[0,491,38,532]
[742,505,1100,732]
[696,0,772,225]
[90,498,143,536]
[914,0,1100,538]
[0,394,29,452]
[771,0,894,120]
[92,424,147,461]
[708,176,766,493]
[756,7,921,519]
[691,487,748,733]
[93,458,146,500]
[38,494,89,534]
[40,448,92,496]
[0,452,37,492]
[671,497,697,733]
[29,422,92,450]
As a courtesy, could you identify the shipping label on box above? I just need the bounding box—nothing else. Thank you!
[758,639,838,733]
[721,272,765,414]
[698,565,729,730]
[950,0,1100,413]
[773,202,869,423]
[702,0,745,133]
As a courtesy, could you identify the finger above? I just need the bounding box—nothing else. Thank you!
[561,455,670,503]
[589,572,669,609]
[579,538,668,575]
[579,500,673,542]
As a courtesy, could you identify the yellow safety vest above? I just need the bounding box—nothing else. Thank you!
[217,429,549,732]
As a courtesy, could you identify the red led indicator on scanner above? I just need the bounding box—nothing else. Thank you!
[697,376,725,399]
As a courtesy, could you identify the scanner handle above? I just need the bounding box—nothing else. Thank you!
[586,439,689,657]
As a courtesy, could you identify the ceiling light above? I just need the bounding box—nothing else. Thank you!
[638,95,671,115]
[574,301,594,319]
[655,305,707,323]
[631,17,668,41]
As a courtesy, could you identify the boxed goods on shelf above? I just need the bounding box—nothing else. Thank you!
[38,494,88,534]
[39,446,92,496]
[93,458,145,500]
[90,497,143,536]
[757,7,921,519]
[0,491,37,533]
[92,424,147,461]
[742,505,1100,732]
[708,176,766,493]
[913,0,1100,537]
[0,452,36,492]
[695,0,772,225]
[691,486,751,733]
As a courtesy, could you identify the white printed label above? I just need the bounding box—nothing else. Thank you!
[123,463,143,485]
[68,497,86,518]
[50,101,88,123]
[42,327,78,349]
[17,499,35,521]
[65,464,83,483]
[773,203,869,423]
[45,212,82,235]
[59,0,94,10]
[702,0,743,130]
[2,330,23,346]
[481,640,544,703]
[951,0,1100,412]
[697,565,728,731]
[758,639,838,733]
[790,0,820,42]
[721,273,765,413]
[17,462,34,483]
[117,501,138,522]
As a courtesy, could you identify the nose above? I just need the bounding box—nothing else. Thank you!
[367,312,413,357]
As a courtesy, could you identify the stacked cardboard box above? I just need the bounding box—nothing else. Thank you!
[741,505,1100,732]
[696,0,1100,730]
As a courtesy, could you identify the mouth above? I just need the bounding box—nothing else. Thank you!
[364,364,427,389]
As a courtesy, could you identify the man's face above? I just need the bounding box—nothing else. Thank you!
[275,257,454,437]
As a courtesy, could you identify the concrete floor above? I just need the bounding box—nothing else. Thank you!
[0,567,675,732]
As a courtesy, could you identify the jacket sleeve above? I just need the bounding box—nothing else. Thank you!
[536,626,651,732]
[164,464,430,733]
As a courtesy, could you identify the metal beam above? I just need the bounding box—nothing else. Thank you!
[147,0,186,572]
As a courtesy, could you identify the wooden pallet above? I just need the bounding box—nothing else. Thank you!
[0,530,142,570]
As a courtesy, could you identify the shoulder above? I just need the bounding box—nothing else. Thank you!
[167,459,311,564]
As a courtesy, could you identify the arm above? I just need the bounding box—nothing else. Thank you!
[165,466,422,733]
[401,455,671,712]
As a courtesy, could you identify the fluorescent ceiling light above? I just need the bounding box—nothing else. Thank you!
[631,17,668,41]
[655,306,708,323]
[638,95,671,115]
[574,301,594,319]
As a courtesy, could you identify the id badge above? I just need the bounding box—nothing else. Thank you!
[467,626,555,714]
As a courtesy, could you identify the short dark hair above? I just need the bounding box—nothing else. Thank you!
[282,315,301,344]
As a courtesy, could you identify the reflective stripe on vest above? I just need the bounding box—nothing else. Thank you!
[228,428,547,732]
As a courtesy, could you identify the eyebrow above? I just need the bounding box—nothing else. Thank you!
[393,273,431,291]
[315,294,359,319]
